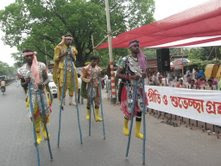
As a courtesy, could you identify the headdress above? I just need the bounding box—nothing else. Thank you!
[23,50,40,87]
[129,40,147,71]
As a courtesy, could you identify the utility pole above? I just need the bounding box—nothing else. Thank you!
[91,35,96,56]
[181,48,184,77]
[104,0,117,104]
[44,39,48,67]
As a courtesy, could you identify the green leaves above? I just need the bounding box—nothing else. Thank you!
[0,0,155,67]
[0,61,15,76]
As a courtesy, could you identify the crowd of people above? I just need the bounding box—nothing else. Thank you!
[145,69,221,90]
[142,69,221,136]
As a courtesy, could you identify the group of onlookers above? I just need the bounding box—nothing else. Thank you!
[144,69,221,136]
[145,69,221,91]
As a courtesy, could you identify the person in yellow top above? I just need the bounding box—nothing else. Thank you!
[53,34,78,105]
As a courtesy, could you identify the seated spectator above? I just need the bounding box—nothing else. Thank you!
[157,74,164,86]
[196,69,204,79]
[218,78,221,90]
[211,77,218,89]
[195,77,206,89]
[187,79,196,89]
[205,79,216,90]
[176,78,186,88]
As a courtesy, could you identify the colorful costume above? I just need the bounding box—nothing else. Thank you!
[117,42,147,139]
[53,39,78,103]
[81,64,102,122]
[17,61,52,144]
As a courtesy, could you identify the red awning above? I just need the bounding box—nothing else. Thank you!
[97,0,221,49]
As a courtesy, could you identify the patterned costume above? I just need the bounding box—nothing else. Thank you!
[117,56,146,119]
[81,63,102,122]
[53,39,78,103]
[117,40,147,139]
[17,61,52,144]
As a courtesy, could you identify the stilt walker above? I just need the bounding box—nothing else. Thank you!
[17,50,53,166]
[116,40,148,164]
[81,56,105,137]
[53,34,83,147]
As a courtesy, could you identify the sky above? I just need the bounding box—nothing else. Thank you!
[0,0,17,66]
[0,0,209,66]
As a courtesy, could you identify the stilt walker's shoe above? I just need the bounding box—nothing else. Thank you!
[36,131,43,144]
[86,108,90,120]
[123,118,129,136]
[135,121,144,139]
[35,121,42,144]
[42,126,49,140]
[95,108,102,122]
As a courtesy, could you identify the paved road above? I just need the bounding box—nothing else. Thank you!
[0,83,221,166]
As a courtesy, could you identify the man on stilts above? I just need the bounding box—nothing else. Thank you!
[53,34,78,105]
[54,34,83,147]
[17,50,52,145]
[81,56,103,122]
[116,40,147,139]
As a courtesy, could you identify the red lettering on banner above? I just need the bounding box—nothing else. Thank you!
[206,101,215,114]
[163,95,168,105]
[206,101,221,114]
[147,88,161,104]
[170,96,204,113]
[181,98,189,109]
[217,103,221,114]
[191,99,204,113]
[170,96,180,107]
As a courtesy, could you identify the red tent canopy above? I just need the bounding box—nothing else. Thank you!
[97,0,221,49]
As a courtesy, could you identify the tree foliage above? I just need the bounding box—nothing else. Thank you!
[187,47,221,60]
[122,0,155,29]
[0,61,15,76]
[0,0,155,67]
[178,47,221,70]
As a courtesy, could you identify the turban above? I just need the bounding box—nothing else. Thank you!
[23,50,40,87]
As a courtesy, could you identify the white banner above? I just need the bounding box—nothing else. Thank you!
[145,85,221,126]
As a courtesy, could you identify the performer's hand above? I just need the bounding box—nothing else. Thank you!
[129,75,140,80]
[84,78,91,83]
[38,83,44,90]
[25,77,31,84]
[17,73,22,79]
[141,72,147,79]
[59,52,67,59]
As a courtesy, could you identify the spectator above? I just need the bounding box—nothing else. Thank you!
[188,79,196,89]
[176,78,186,88]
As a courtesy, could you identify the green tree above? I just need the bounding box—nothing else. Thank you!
[0,61,15,76]
[11,52,24,68]
[122,0,155,29]
[0,0,109,66]
[94,0,155,66]
[0,0,155,67]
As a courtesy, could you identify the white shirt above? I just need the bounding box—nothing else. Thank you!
[78,77,81,89]
[1,80,6,86]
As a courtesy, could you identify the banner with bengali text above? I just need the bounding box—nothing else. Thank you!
[145,85,221,126]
